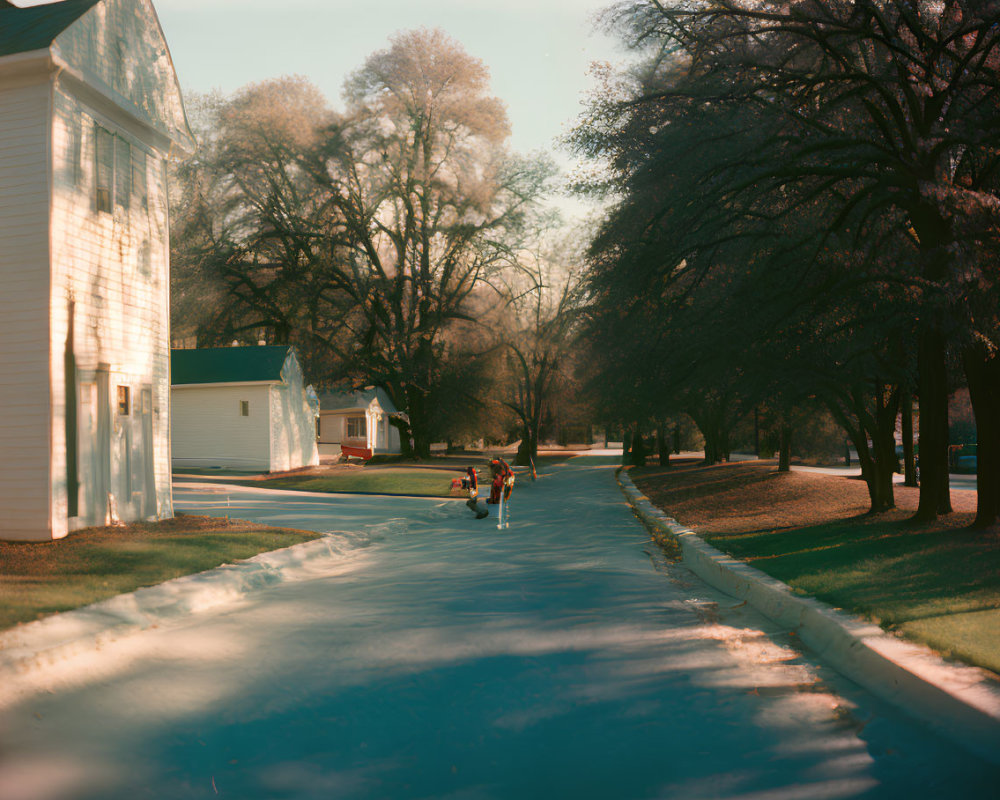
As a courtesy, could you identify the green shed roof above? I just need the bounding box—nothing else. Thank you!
[0,0,101,59]
[171,346,293,386]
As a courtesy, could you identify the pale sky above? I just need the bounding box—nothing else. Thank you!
[149,0,622,157]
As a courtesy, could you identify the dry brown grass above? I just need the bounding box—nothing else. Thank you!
[634,459,976,536]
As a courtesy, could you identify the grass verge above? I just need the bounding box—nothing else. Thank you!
[632,461,1000,675]
[0,515,322,630]
[245,453,582,498]
[259,467,464,497]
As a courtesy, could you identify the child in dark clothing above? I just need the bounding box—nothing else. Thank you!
[464,466,488,519]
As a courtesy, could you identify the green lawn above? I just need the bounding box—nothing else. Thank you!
[262,467,463,497]
[261,457,584,496]
[703,519,1000,674]
[0,516,321,630]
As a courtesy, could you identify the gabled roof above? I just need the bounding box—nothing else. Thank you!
[0,0,196,154]
[171,346,293,386]
[0,0,100,58]
[319,386,398,415]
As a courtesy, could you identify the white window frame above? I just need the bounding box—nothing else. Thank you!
[345,416,366,440]
[95,124,133,213]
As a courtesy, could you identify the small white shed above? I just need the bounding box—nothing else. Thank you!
[171,346,320,472]
[318,387,401,459]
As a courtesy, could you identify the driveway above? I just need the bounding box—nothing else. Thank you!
[0,458,995,798]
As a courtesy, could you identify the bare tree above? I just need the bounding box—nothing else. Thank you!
[494,237,587,466]
[169,77,350,377]
[306,28,552,456]
[170,33,553,456]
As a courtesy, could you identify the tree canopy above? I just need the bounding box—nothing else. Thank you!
[572,0,1000,522]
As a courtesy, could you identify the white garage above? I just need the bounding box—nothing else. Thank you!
[171,346,319,472]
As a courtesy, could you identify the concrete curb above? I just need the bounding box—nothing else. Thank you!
[0,535,348,681]
[617,468,1000,766]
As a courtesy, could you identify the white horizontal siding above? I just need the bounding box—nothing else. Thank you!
[268,355,319,472]
[171,385,271,471]
[318,412,345,445]
[0,81,51,540]
[50,86,175,527]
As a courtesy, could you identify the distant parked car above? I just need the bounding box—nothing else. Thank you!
[955,455,978,474]
[950,443,978,474]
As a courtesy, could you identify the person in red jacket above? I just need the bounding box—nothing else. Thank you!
[487,458,511,504]
[487,458,515,528]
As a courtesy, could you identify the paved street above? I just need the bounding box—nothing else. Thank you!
[0,458,996,799]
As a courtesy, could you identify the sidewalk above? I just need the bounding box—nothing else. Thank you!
[617,468,1000,767]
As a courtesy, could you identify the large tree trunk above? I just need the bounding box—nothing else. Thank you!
[515,419,538,467]
[720,424,731,462]
[825,384,898,513]
[912,209,953,520]
[515,436,533,467]
[630,423,647,467]
[901,390,918,487]
[754,407,760,456]
[694,405,729,465]
[778,425,792,472]
[851,427,895,513]
[389,416,414,459]
[657,421,671,468]
[915,328,952,519]
[851,430,883,511]
[963,345,1000,529]
[405,385,432,459]
[703,430,720,465]
[871,385,900,512]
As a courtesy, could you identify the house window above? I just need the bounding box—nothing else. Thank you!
[68,118,82,187]
[95,124,133,212]
[117,385,130,415]
[137,239,152,277]
[240,400,250,417]
[96,126,114,212]
[346,416,366,440]
[115,136,131,210]
[132,148,147,209]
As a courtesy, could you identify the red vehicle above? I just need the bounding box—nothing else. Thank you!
[340,445,373,461]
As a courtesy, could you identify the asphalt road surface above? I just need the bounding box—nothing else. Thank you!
[0,458,996,799]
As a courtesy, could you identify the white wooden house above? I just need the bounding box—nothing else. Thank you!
[171,346,320,472]
[0,0,194,541]
[318,387,401,459]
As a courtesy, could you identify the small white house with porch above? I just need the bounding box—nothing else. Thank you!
[171,346,320,472]
[318,387,401,459]
[0,0,194,541]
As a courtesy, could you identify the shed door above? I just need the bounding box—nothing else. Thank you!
[96,368,113,522]
[141,386,155,517]
[78,382,101,524]
[112,381,131,520]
